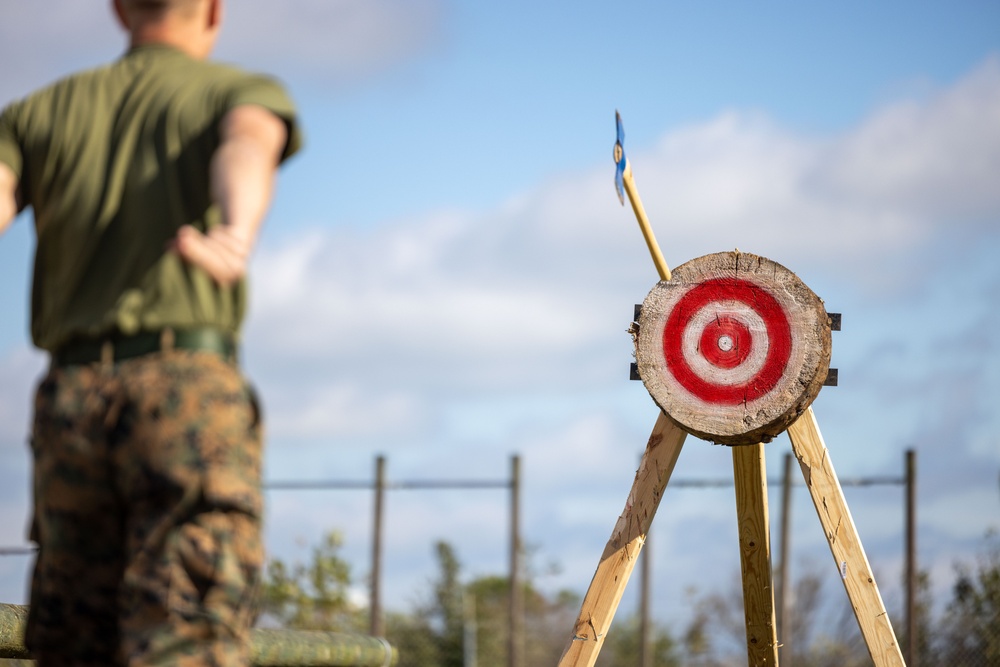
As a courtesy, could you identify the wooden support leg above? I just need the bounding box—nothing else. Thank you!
[558,412,687,667]
[786,407,906,667]
[732,443,779,666]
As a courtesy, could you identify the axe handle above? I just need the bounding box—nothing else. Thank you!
[623,160,671,281]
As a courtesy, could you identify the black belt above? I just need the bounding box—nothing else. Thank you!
[53,328,237,366]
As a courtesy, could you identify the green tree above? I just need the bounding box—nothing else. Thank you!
[937,531,1000,665]
[595,613,680,667]
[386,540,581,667]
[464,575,509,666]
[384,609,441,667]
[257,531,364,632]
[891,568,937,663]
[464,573,580,666]
[425,541,465,667]
[677,566,872,666]
[388,541,464,667]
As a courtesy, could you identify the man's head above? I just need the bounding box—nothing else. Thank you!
[113,0,222,59]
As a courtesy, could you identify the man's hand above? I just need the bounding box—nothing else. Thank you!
[0,162,22,237]
[170,223,253,287]
[171,104,287,285]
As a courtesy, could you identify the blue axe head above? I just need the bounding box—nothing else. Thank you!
[614,110,627,205]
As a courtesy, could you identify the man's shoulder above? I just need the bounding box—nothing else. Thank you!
[4,60,114,112]
[199,58,292,95]
[127,47,280,85]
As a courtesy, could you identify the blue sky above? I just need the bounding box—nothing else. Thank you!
[2,0,999,645]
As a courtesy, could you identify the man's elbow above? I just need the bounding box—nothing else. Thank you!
[219,105,288,165]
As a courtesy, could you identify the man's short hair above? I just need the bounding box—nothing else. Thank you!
[121,0,200,15]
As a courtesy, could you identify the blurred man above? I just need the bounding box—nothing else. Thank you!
[0,1,302,664]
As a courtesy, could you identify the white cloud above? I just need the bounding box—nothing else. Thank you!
[923,487,1000,540]
[244,209,621,399]
[0,1,446,103]
[820,56,1000,222]
[220,0,445,81]
[0,346,46,448]
[0,4,120,101]
[265,382,428,440]
[0,558,30,607]
[235,59,1000,618]
[627,58,1000,291]
[246,56,1000,429]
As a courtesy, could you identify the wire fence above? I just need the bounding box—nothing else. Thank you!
[3,457,998,666]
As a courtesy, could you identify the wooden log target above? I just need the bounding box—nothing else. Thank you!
[635,251,832,445]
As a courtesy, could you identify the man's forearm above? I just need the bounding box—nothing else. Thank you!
[171,105,287,285]
[0,162,21,237]
[210,105,287,240]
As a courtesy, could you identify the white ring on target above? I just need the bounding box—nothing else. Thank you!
[680,301,770,388]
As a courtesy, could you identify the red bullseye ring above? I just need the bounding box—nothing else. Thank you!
[662,278,792,405]
[698,316,752,369]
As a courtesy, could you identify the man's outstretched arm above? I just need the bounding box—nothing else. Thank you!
[172,104,288,285]
[0,162,22,237]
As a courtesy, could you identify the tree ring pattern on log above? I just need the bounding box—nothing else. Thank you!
[636,251,832,445]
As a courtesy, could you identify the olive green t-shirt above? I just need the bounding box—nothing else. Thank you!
[0,44,302,352]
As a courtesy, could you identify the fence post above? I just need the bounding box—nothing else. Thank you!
[904,449,917,667]
[639,524,652,667]
[509,454,523,667]
[639,448,652,667]
[370,455,386,637]
[777,451,793,666]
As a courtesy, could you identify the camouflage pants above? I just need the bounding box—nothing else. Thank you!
[26,350,264,667]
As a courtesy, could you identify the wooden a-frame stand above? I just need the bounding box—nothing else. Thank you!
[560,119,907,666]
[557,406,906,666]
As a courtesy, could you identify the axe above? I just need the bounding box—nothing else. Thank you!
[614,111,671,281]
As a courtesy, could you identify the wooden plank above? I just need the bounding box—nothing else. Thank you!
[786,407,906,667]
[732,443,779,666]
[558,412,687,667]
